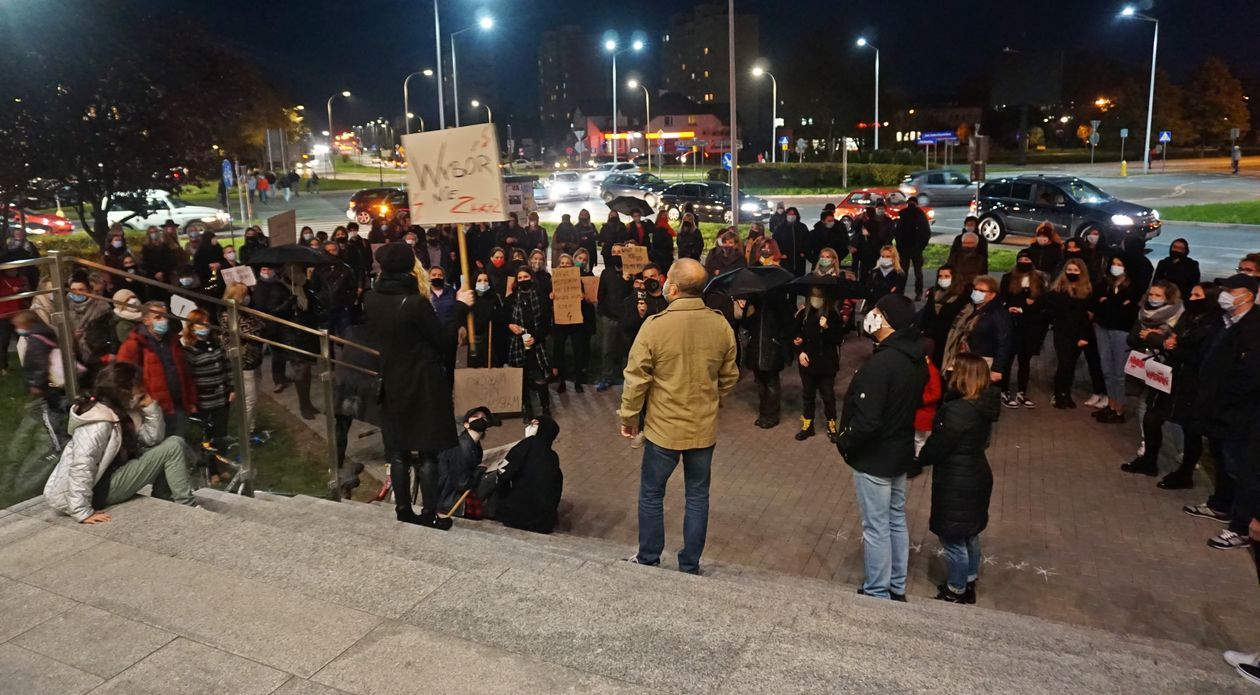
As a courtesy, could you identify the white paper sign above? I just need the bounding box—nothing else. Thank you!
[1144,360,1173,394]
[1124,350,1149,380]
[170,294,197,319]
[220,265,256,287]
[402,124,505,225]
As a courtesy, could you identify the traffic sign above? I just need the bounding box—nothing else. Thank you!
[1089,132,1099,146]
[721,152,733,171]
[795,138,807,154]
[1231,127,1241,141]
[221,159,234,188]
[777,136,789,146]
[1090,120,1101,130]
[1158,131,1172,143]
[1120,128,1129,138]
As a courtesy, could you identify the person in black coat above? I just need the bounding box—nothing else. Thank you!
[918,355,1001,604]
[437,407,495,514]
[739,290,791,428]
[1025,223,1064,277]
[865,245,908,302]
[1045,258,1105,408]
[893,197,932,299]
[469,270,507,368]
[835,294,927,600]
[551,253,597,393]
[812,209,850,268]
[773,206,811,276]
[551,214,578,265]
[493,415,564,534]
[624,210,652,248]
[365,243,471,529]
[573,210,599,267]
[854,203,896,279]
[595,246,632,390]
[676,218,704,261]
[943,275,1013,384]
[997,251,1050,407]
[919,264,968,367]
[1157,283,1221,489]
[1152,238,1200,299]
[792,288,844,441]
[598,211,628,268]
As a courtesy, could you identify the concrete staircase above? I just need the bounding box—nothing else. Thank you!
[0,491,1249,694]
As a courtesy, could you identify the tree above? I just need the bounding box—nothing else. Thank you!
[1188,56,1250,147]
[1113,69,1192,150]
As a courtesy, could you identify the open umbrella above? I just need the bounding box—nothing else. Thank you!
[245,243,338,266]
[605,196,655,217]
[704,265,795,298]
[786,273,865,299]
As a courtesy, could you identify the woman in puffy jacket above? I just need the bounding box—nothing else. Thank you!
[43,361,195,524]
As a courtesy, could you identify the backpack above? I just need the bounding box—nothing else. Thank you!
[17,333,87,389]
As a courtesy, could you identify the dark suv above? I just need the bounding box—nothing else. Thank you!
[655,181,773,223]
[600,171,669,206]
[973,175,1160,248]
[346,188,408,226]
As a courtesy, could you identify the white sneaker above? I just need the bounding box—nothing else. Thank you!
[1224,651,1260,668]
[1136,442,1145,457]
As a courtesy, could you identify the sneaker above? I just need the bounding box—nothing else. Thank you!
[1083,394,1107,409]
[1238,662,1260,686]
[934,584,968,603]
[1017,392,1036,409]
[1207,530,1250,550]
[622,555,660,567]
[1001,392,1020,409]
[1224,651,1260,669]
[1183,504,1230,523]
[1096,408,1126,424]
[630,431,645,449]
[595,380,611,392]
[1052,395,1076,409]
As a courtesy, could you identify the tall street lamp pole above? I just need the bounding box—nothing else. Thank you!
[433,0,445,130]
[727,0,739,230]
[752,66,777,163]
[451,16,494,128]
[326,90,350,178]
[605,37,644,163]
[402,69,433,135]
[628,79,651,172]
[471,99,492,123]
[1121,6,1159,174]
[856,38,879,150]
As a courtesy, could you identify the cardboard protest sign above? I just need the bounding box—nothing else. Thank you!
[552,267,583,325]
[402,125,506,225]
[453,367,523,416]
[581,276,599,304]
[220,265,256,287]
[266,210,297,246]
[170,294,197,319]
[621,245,649,276]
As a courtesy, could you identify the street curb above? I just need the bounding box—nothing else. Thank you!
[1160,219,1260,230]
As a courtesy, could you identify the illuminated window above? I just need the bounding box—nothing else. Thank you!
[681,63,686,70]
[703,70,709,78]
[691,73,696,80]
[664,34,670,42]
[687,115,698,125]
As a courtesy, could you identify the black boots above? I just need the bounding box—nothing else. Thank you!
[1120,456,1158,477]
[794,417,815,441]
[295,372,320,420]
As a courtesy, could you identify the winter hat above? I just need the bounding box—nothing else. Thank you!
[112,289,142,321]
[375,242,417,273]
[874,294,915,331]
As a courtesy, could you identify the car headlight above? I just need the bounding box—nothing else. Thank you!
[578,181,591,193]
[1110,214,1134,226]
[216,212,230,222]
[927,209,935,219]
[1151,209,1160,220]
[740,202,759,212]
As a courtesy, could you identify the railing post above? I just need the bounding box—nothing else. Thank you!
[318,330,340,500]
[46,251,80,402]
[225,300,254,496]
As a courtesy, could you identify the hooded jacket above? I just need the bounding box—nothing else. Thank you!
[920,387,1001,539]
[772,208,811,275]
[835,326,928,477]
[494,416,563,534]
[43,401,165,522]
[116,326,198,415]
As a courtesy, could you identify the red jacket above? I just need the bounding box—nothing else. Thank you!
[0,273,30,319]
[914,359,943,432]
[116,327,198,415]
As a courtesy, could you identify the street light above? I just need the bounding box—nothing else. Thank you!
[627,78,652,172]
[855,38,880,150]
[751,64,778,163]
[1119,5,1159,174]
[326,90,350,178]
[403,70,435,135]
[605,34,645,163]
[471,99,492,123]
[406,111,426,132]
[451,15,494,127]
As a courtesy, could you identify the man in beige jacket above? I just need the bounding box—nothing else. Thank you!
[619,258,739,574]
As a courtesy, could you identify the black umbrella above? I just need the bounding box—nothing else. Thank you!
[786,273,865,298]
[705,265,796,298]
[246,244,338,266]
[605,196,655,217]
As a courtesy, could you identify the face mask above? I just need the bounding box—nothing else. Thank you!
[1218,293,1238,312]
[524,423,539,438]
[970,289,988,305]
[530,261,544,272]
[1169,249,1185,260]
[468,417,489,433]
[302,233,313,241]
[809,296,825,310]
[151,319,169,336]
[475,282,490,294]
[937,277,952,290]
[180,277,195,287]
[1086,235,1100,247]
[1036,237,1050,246]
[223,252,236,262]
[818,258,833,269]
[124,266,137,274]
[1065,272,1081,281]
[824,220,834,229]
[878,257,893,269]
[1109,265,1125,277]
[149,233,160,241]
[575,259,586,269]
[1017,262,1033,273]
[68,292,86,303]
[516,280,533,292]
[405,239,417,246]
[491,258,505,267]
[431,278,445,289]
[643,278,660,293]
[194,327,211,339]
[15,329,29,337]
[786,215,797,223]
[1147,298,1165,308]
[862,310,884,335]
[111,240,123,249]
[259,271,273,282]
[1186,297,1207,313]
[964,226,977,234]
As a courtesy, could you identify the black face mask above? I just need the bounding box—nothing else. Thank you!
[1186,297,1209,314]
[431,278,445,289]
[468,418,489,433]
[1169,249,1186,260]
[1065,272,1081,282]
[1017,262,1034,273]
[643,278,660,293]
[516,280,533,292]
[611,257,623,270]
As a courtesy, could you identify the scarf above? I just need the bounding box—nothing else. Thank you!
[1137,300,1183,331]
[507,289,549,376]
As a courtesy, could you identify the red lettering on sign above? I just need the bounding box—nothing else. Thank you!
[1146,370,1170,386]
[450,196,502,215]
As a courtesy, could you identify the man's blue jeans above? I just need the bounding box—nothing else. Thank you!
[852,470,908,598]
[637,440,714,573]
[939,534,981,593]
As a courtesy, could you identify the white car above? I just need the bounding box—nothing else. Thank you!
[545,171,591,201]
[580,161,640,188]
[105,190,231,235]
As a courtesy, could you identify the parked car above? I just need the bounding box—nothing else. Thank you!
[533,181,555,210]
[105,190,230,235]
[899,170,974,206]
[4,208,76,235]
[600,172,670,205]
[346,188,408,225]
[580,161,640,188]
[654,181,774,224]
[973,174,1160,247]
[544,171,590,201]
[833,188,936,227]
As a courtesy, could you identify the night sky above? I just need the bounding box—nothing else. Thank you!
[21,0,1260,133]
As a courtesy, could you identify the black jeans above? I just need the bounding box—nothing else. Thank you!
[799,368,837,422]
[553,327,591,385]
[391,450,439,517]
[1137,390,1172,465]
[0,318,14,371]
[754,369,782,424]
[903,251,925,296]
[1053,334,1106,397]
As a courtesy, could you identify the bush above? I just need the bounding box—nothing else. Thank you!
[708,163,920,189]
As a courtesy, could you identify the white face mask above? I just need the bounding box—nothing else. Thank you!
[524,423,539,438]
[1110,265,1125,277]
[786,215,797,223]
[862,310,883,335]
[878,257,893,269]
[809,296,825,310]
[475,282,490,294]
[1147,297,1165,307]
[938,277,952,290]
[1218,292,1238,312]
[970,289,988,305]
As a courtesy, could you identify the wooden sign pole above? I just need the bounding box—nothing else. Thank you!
[457,223,476,355]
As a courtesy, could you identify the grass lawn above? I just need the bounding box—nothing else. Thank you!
[1158,200,1260,226]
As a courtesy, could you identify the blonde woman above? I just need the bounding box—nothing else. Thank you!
[867,245,906,301]
[1045,258,1103,409]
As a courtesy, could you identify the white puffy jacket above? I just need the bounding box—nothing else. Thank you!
[43,401,165,522]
